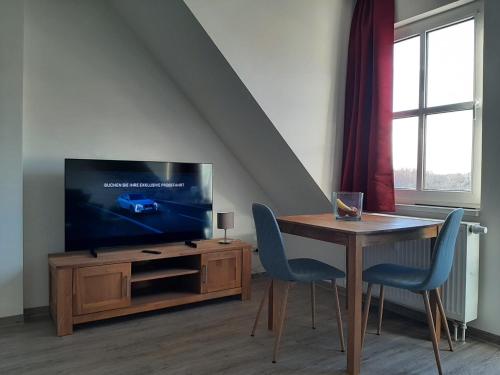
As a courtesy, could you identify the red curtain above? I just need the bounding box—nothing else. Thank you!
[340,0,395,212]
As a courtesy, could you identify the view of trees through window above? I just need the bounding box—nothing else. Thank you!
[394,169,471,191]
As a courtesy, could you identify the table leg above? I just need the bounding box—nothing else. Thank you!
[347,235,363,375]
[429,237,442,342]
[268,279,289,333]
[345,250,350,310]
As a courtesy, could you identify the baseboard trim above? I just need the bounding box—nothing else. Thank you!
[467,326,500,346]
[0,314,24,328]
[23,306,50,320]
[0,306,51,327]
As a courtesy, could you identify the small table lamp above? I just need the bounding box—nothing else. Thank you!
[217,211,234,244]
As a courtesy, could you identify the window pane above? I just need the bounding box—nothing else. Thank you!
[427,19,474,107]
[393,117,419,189]
[424,110,473,191]
[393,36,420,112]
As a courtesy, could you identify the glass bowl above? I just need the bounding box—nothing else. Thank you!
[333,192,363,221]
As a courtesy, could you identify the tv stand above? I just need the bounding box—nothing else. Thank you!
[48,239,252,336]
[89,248,98,258]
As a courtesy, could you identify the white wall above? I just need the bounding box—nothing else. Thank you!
[471,0,500,335]
[22,0,273,309]
[185,0,353,198]
[0,0,24,318]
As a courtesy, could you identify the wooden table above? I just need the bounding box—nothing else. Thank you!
[271,213,442,375]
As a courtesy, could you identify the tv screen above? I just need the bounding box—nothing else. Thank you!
[65,159,213,251]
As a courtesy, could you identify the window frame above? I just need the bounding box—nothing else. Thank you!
[393,2,483,209]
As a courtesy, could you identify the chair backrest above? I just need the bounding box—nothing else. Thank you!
[252,203,294,281]
[423,208,464,290]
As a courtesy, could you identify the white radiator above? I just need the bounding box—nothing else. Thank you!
[351,222,482,341]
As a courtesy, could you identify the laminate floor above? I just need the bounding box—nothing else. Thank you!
[1,278,500,374]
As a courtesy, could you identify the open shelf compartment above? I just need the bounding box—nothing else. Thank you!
[131,255,200,283]
[131,273,201,304]
[131,268,199,283]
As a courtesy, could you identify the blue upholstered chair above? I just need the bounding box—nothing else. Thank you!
[361,208,464,375]
[251,203,346,363]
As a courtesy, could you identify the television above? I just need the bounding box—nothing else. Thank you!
[65,159,213,251]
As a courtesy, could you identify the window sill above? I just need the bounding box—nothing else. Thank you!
[394,203,480,221]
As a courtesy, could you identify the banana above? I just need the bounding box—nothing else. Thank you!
[336,198,355,213]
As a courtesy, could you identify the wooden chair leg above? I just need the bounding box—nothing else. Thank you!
[311,282,316,329]
[422,291,444,375]
[377,285,385,335]
[361,283,373,349]
[272,282,290,363]
[251,280,272,336]
[435,289,454,352]
[332,280,345,352]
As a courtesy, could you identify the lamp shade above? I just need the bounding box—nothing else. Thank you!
[217,212,234,230]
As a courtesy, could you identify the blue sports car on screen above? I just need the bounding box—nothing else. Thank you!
[116,193,159,214]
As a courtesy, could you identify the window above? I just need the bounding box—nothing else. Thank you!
[392,3,483,208]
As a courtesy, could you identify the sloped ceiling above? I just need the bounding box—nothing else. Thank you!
[184,0,353,199]
[111,0,331,215]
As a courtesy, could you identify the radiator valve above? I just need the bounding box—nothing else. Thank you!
[469,224,487,235]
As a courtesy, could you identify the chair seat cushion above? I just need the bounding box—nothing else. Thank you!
[363,263,429,291]
[288,258,345,282]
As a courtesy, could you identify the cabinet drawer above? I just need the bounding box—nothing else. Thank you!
[201,250,242,293]
[73,263,131,315]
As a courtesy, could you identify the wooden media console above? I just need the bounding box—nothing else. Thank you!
[49,239,252,336]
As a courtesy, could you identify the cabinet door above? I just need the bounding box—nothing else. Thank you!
[201,250,242,293]
[73,263,131,315]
